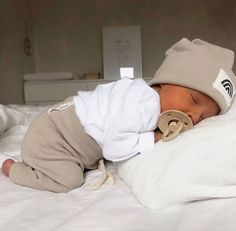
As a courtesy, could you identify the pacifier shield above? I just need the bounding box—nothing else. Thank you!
[157,110,193,141]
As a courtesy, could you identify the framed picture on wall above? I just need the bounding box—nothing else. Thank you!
[102,25,142,80]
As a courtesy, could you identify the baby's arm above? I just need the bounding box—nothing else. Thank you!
[103,105,157,161]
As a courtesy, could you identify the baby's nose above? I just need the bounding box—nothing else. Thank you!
[187,112,201,125]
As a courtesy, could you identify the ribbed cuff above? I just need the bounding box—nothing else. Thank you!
[137,132,155,153]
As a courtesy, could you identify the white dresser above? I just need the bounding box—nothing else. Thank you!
[24,78,152,105]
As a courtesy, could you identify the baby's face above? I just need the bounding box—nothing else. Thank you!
[158,84,220,125]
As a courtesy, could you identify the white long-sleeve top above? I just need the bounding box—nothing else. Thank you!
[73,78,160,161]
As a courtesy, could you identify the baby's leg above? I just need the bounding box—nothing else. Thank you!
[4,105,85,193]
[8,159,84,193]
[5,101,101,193]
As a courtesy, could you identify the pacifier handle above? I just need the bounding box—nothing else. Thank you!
[157,110,193,142]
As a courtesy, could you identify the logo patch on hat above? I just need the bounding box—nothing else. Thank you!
[213,69,234,106]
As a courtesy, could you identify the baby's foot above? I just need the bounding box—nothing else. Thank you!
[0,153,17,177]
[2,159,15,177]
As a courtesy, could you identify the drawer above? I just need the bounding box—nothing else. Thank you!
[24,81,87,104]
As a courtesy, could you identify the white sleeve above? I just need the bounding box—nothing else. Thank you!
[102,103,157,161]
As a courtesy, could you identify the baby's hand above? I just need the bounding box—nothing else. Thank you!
[154,130,163,142]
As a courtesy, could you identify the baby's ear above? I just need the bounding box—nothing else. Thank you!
[151,83,161,90]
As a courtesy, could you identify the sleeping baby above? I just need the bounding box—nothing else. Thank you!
[1,38,236,192]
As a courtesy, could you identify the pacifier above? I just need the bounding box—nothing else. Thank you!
[157,110,193,142]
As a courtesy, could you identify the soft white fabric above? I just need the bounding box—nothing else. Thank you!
[74,77,160,161]
[116,97,236,210]
[0,152,17,167]
[2,105,236,230]
[0,104,46,134]
[0,104,46,155]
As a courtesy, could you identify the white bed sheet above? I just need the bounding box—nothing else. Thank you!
[1,104,236,231]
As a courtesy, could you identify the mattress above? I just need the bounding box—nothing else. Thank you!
[1,104,236,231]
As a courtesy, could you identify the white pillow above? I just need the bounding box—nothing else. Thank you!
[115,98,236,209]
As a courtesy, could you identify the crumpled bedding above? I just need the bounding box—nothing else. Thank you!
[0,104,46,155]
[116,97,236,210]
[1,104,236,231]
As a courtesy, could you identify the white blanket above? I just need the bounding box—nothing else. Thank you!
[0,104,179,231]
[116,98,236,209]
[0,104,46,155]
[2,104,236,230]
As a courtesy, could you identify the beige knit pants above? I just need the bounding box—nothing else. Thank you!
[9,101,102,192]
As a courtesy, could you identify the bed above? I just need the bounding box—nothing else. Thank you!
[1,76,236,231]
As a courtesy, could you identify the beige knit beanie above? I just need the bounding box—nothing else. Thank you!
[149,38,236,114]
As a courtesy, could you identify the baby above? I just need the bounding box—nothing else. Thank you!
[1,38,236,192]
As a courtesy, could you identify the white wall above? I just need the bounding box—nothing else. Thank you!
[31,0,236,77]
[0,0,35,104]
[1,0,236,104]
